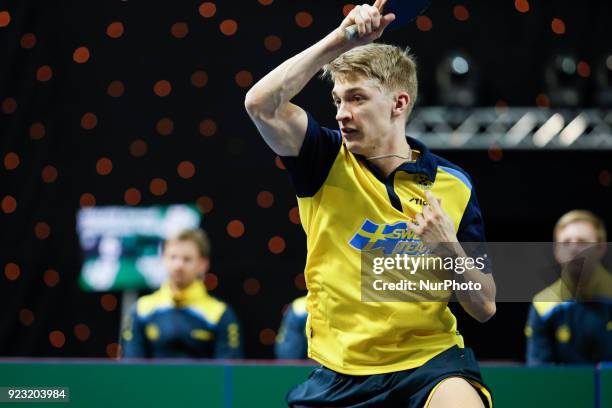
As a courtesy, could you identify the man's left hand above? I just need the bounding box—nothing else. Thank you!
[408,191,458,251]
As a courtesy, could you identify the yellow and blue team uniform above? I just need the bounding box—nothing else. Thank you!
[526,265,612,364]
[121,280,243,359]
[275,296,308,359]
[281,113,492,407]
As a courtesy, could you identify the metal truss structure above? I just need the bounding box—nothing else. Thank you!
[407,107,612,150]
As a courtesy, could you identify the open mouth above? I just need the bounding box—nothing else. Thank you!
[341,127,357,137]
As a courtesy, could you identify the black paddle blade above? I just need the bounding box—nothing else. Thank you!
[387,0,431,31]
[344,0,432,39]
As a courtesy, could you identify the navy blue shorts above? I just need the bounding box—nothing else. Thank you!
[286,346,492,408]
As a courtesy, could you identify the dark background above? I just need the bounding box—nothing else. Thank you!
[1,0,610,361]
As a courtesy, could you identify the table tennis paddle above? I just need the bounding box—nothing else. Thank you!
[344,0,432,40]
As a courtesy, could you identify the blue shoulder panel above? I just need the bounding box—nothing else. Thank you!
[280,112,342,197]
[438,165,473,190]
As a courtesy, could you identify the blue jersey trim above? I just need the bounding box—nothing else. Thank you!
[386,177,403,212]
[538,301,572,320]
[397,137,438,181]
[538,298,612,320]
[138,306,174,320]
[184,306,219,327]
[140,305,220,328]
[438,165,473,190]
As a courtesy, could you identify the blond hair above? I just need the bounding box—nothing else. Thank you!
[164,228,211,258]
[322,43,418,118]
[554,210,607,243]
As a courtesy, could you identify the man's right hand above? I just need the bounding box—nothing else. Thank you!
[246,2,396,157]
[338,0,396,43]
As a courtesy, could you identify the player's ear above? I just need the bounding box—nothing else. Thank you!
[392,92,410,118]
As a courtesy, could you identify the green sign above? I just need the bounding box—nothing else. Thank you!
[77,204,201,291]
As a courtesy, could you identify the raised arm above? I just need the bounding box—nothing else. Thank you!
[244,1,395,156]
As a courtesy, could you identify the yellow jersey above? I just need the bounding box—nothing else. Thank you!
[281,114,487,375]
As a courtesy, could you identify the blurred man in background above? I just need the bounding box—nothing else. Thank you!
[526,210,612,364]
[121,229,243,359]
[275,295,308,359]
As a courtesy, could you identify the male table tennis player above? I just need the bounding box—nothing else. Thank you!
[245,1,495,406]
[121,229,243,359]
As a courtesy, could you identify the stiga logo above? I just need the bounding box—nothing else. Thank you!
[408,197,428,206]
[349,219,431,256]
[416,175,432,190]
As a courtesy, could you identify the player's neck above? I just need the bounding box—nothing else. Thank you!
[560,264,598,297]
[168,279,192,294]
[366,133,412,178]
